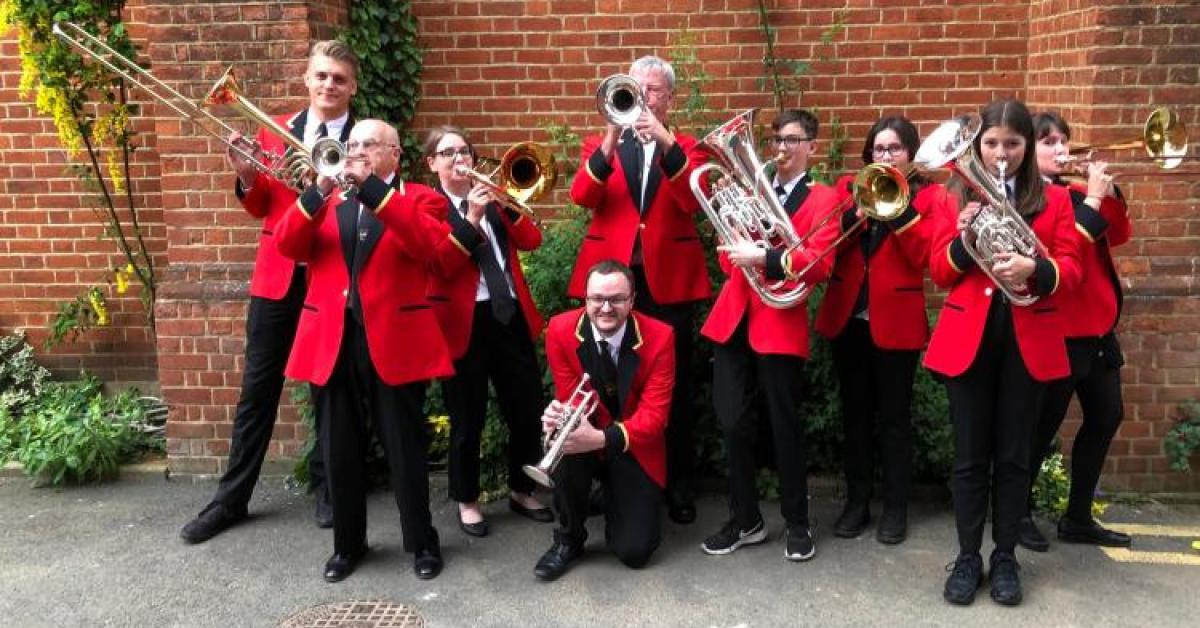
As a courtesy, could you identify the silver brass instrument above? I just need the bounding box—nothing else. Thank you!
[915,114,1046,305]
[453,142,557,220]
[523,374,599,489]
[690,108,910,308]
[596,74,651,143]
[51,20,347,192]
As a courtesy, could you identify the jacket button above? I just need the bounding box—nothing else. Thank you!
[984,287,993,297]
[342,289,349,297]
[639,223,646,230]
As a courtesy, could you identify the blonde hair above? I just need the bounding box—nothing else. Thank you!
[309,40,359,78]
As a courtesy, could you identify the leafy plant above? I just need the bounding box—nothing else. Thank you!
[1031,451,1107,519]
[1164,402,1200,472]
[0,332,52,420]
[3,1,158,336]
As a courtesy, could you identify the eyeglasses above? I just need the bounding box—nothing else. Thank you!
[435,146,473,159]
[585,295,632,308]
[872,144,907,157]
[770,135,812,148]
[346,139,395,152]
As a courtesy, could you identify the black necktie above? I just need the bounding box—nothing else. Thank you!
[464,201,516,324]
[1005,182,1015,204]
[775,185,787,201]
[315,122,329,141]
[597,339,620,415]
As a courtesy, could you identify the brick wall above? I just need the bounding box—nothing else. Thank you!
[1,0,1196,490]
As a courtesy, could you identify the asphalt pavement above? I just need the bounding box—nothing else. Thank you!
[1,469,1197,627]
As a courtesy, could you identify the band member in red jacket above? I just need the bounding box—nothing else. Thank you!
[1018,112,1133,552]
[700,109,839,563]
[569,56,708,523]
[927,100,1082,607]
[180,40,357,544]
[816,116,936,545]
[533,260,675,581]
[276,119,453,582]
[422,125,552,537]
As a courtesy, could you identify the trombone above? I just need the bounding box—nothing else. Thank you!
[453,142,557,220]
[51,20,346,191]
[1068,107,1189,170]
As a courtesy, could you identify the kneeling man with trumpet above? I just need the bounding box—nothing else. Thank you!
[532,260,675,581]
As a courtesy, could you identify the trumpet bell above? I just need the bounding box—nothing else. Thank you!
[311,137,346,178]
[1145,107,1188,170]
[596,74,645,127]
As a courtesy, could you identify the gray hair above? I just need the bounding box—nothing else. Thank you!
[629,55,675,91]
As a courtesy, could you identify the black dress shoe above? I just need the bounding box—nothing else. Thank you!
[323,545,367,583]
[314,490,334,529]
[833,501,870,538]
[1057,516,1131,547]
[510,497,555,523]
[180,503,245,544]
[414,546,443,580]
[876,508,907,545]
[534,541,582,581]
[988,551,1022,606]
[667,493,696,525]
[943,552,983,606]
[1017,516,1050,552]
[459,518,489,538]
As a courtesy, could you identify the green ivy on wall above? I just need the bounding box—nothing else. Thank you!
[340,0,424,178]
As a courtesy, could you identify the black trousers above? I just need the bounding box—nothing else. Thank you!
[832,318,919,510]
[316,311,437,555]
[552,449,663,568]
[211,271,325,513]
[632,265,696,501]
[944,297,1045,555]
[1028,335,1124,522]
[442,302,544,502]
[713,320,809,530]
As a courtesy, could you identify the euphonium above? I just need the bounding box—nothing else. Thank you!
[453,142,557,220]
[915,114,1047,305]
[523,374,600,489]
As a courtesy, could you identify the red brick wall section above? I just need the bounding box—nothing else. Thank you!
[0,0,1195,488]
[0,18,164,383]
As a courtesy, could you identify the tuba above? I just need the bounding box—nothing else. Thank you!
[915,114,1046,305]
[596,74,651,143]
[454,142,557,220]
[523,374,599,489]
[51,20,348,192]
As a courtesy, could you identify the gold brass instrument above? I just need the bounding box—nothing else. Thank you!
[453,142,557,220]
[51,20,347,191]
[1069,107,1189,170]
[596,74,651,143]
[523,374,599,489]
[915,114,1047,306]
[690,108,909,308]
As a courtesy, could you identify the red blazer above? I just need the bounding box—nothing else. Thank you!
[567,130,711,304]
[425,191,544,360]
[814,176,937,350]
[701,180,840,358]
[236,110,353,299]
[1056,181,1131,339]
[545,309,675,487]
[923,185,1083,382]
[275,174,454,386]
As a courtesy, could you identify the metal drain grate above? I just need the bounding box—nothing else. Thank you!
[279,599,424,627]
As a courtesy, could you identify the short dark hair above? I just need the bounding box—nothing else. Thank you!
[585,259,635,292]
[422,124,474,160]
[771,109,819,140]
[1033,111,1071,141]
[861,115,921,164]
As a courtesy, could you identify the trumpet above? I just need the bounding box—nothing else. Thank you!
[915,114,1046,305]
[51,20,346,192]
[596,74,651,143]
[453,142,557,220]
[523,374,599,489]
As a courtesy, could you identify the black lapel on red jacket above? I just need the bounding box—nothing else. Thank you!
[618,129,644,211]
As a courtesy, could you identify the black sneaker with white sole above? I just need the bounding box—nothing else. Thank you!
[701,518,768,555]
[784,525,816,561]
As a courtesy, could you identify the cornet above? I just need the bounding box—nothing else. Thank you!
[523,374,599,489]
[596,74,651,144]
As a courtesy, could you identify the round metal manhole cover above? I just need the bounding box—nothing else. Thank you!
[279,599,424,628]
